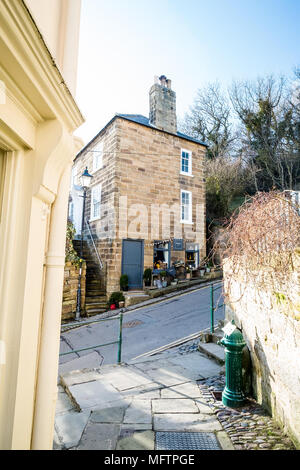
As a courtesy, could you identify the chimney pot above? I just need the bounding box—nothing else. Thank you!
[149,75,177,133]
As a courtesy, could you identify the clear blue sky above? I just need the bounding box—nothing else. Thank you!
[75,0,300,144]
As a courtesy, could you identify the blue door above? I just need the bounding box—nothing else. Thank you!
[122,239,144,289]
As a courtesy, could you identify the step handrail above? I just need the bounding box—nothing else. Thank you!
[85,217,104,270]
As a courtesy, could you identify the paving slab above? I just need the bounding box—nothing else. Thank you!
[132,358,179,372]
[55,391,77,414]
[55,410,91,449]
[123,399,152,424]
[141,365,193,387]
[68,380,125,410]
[121,423,153,431]
[60,368,102,387]
[58,352,102,375]
[152,398,199,414]
[197,342,225,364]
[153,413,223,432]
[76,422,120,450]
[121,387,161,399]
[168,352,222,379]
[194,399,215,414]
[99,365,154,391]
[90,406,127,424]
[160,382,201,399]
[116,430,155,450]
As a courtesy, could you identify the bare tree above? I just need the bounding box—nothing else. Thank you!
[229,75,300,190]
[181,82,236,160]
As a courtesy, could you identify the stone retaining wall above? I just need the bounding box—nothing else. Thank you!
[224,256,300,448]
[62,261,86,320]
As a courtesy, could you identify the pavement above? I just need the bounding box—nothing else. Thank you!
[59,278,225,373]
[53,332,296,451]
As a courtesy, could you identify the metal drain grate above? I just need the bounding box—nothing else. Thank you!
[211,390,223,401]
[123,320,143,328]
[155,432,221,450]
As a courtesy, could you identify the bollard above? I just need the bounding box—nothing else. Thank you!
[219,320,246,408]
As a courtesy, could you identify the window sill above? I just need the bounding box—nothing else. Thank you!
[180,172,194,177]
[89,216,101,222]
[180,220,194,225]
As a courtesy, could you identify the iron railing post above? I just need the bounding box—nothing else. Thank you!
[210,283,214,334]
[117,313,123,364]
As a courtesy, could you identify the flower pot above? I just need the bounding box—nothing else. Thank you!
[119,301,125,308]
[162,281,167,288]
[186,273,191,280]
[206,267,211,273]
[200,269,205,277]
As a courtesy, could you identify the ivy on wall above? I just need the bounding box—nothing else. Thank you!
[65,220,81,267]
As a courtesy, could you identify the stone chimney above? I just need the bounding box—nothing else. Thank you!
[149,75,177,133]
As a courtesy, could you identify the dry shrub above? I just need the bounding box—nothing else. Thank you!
[217,191,300,315]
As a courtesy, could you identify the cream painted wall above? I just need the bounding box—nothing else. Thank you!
[0,0,84,449]
[25,0,82,96]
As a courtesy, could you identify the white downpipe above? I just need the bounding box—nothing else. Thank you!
[31,164,71,450]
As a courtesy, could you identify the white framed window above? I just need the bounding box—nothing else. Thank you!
[92,142,103,173]
[90,184,102,221]
[180,149,193,176]
[181,189,193,224]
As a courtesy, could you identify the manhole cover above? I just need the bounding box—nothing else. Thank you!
[155,432,221,450]
[123,320,143,328]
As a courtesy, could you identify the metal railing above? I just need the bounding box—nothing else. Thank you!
[60,313,123,364]
[85,217,104,270]
[210,282,225,333]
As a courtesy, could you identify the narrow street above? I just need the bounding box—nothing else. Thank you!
[59,283,224,371]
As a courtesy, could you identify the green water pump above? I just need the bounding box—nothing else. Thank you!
[219,320,246,408]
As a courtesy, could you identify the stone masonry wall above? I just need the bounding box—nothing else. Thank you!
[224,254,300,448]
[62,261,86,321]
[112,117,206,295]
[74,119,119,294]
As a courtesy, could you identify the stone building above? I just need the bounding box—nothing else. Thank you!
[71,76,207,300]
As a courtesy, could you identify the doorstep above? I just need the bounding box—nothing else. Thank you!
[124,292,151,307]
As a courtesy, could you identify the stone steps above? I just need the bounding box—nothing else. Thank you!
[85,308,107,317]
[85,295,107,302]
[73,240,107,314]
[85,302,107,311]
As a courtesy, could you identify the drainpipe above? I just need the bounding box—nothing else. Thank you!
[31,164,71,450]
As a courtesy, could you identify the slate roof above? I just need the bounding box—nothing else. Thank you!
[117,114,207,146]
[76,113,207,160]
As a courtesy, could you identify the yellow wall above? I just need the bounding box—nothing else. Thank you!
[25,0,82,96]
[0,0,84,449]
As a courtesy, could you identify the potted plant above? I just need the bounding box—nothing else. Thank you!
[120,274,129,291]
[171,278,178,286]
[160,270,167,287]
[143,268,152,287]
[199,263,205,277]
[108,291,125,309]
[185,266,191,280]
[206,261,212,273]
